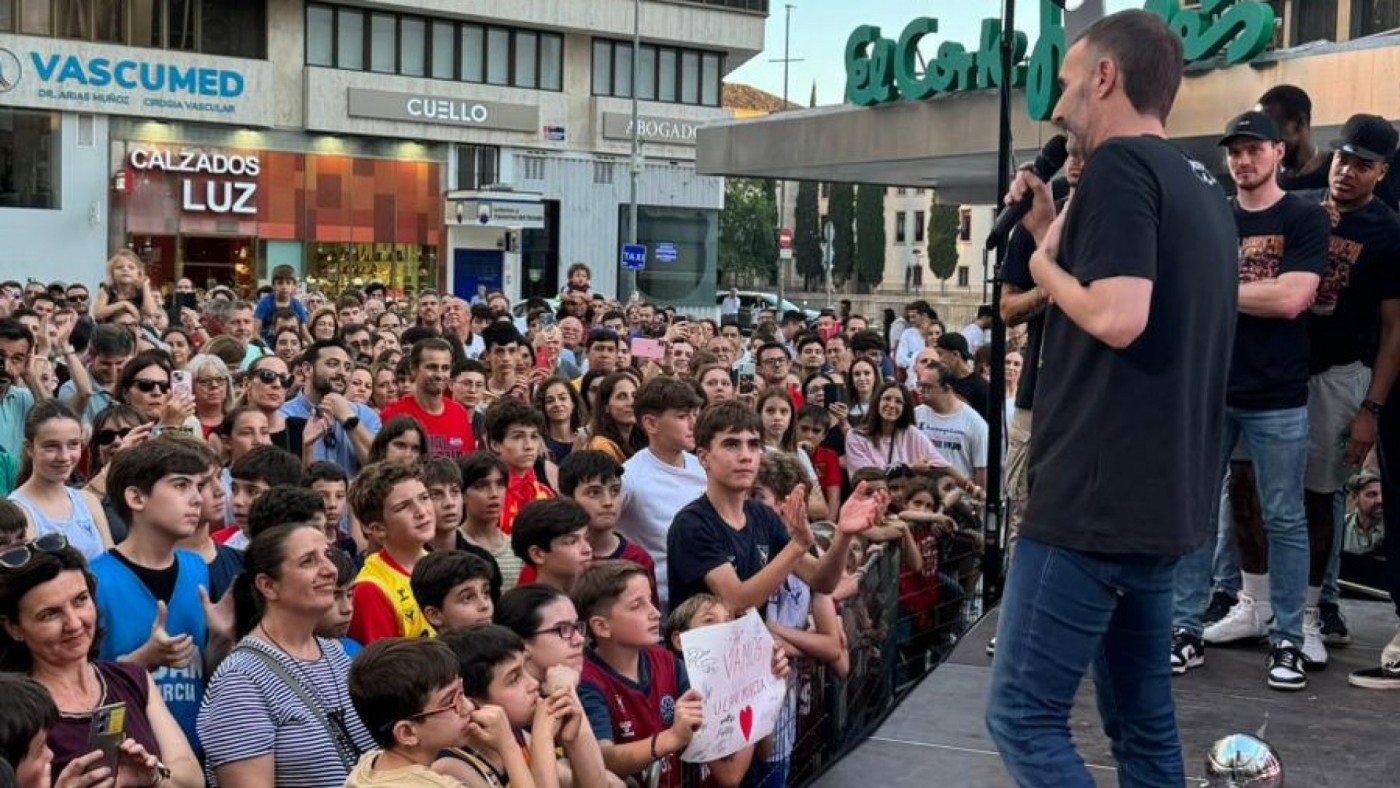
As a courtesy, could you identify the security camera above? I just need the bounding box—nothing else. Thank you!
[477,203,492,225]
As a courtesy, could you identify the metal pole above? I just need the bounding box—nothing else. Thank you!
[777,3,793,310]
[624,0,642,302]
[983,0,1015,611]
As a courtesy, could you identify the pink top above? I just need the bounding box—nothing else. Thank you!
[845,427,951,474]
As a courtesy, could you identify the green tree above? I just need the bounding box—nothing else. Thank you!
[854,184,886,290]
[926,202,960,282]
[828,183,856,286]
[719,178,778,286]
[793,180,823,289]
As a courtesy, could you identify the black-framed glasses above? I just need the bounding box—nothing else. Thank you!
[0,533,68,569]
[131,379,170,394]
[95,427,133,446]
[252,369,293,388]
[534,620,588,641]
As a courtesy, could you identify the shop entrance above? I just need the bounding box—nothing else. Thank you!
[181,236,255,291]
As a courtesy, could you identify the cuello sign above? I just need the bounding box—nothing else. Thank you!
[844,0,1276,121]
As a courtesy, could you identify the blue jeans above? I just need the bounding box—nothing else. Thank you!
[986,537,1182,788]
[1321,492,1346,606]
[1172,406,1310,644]
[1212,480,1242,596]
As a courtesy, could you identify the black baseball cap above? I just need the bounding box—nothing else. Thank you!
[1218,110,1281,146]
[1331,114,1398,162]
[935,332,971,360]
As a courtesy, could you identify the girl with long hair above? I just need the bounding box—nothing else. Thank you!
[845,381,949,475]
[9,402,113,560]
[535,377,586,465]
[585,372,644,463]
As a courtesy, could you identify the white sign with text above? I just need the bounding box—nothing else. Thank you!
[679,610,787,763]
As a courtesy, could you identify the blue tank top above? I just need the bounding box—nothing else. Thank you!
[8,487,105,559]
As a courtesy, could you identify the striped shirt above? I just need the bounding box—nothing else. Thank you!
[198,636,374,787]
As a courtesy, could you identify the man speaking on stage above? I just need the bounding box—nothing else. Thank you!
[984,10,1238,787]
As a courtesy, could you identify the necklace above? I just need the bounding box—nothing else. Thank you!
[55,662,108,719]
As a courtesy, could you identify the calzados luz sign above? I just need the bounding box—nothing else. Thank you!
[129,149,260,215]
[844,0,1276,121]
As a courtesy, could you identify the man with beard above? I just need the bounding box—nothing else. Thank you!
[280,339,381,477]
[1172,112,1328,690]
[382,337,477,458]
[984,12,1237,785]
[1257,85,1400,209]
[416,289,443,332]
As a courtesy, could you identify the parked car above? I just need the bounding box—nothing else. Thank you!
[716,291,820,330]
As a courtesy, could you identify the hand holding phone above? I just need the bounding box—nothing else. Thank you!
[88,702,127,778]
[736,362,757,396]
[631,337,668,361]
[171,370,192,399]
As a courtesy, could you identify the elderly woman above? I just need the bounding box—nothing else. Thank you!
[198,523,374,787]
[188,353,233,441]
[0,539,202,786]
[116,351,199,434]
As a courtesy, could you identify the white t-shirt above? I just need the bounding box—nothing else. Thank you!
[914,403,988,480]
[618,448,707,610]
[895,326,926,370]
[961,322,988,353]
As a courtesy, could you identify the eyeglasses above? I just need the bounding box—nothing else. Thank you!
[67,293,88,303]
[131,379,170,394]
[195,377,227,389]
[534,620,588,641]
[0,533,68,569]
[760,357,789,368]
[95,427,133,446]
[383,683,472,734]
[252,369,293,388]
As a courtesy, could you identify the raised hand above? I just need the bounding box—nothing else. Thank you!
[200,584,236,645]
[836,481,886,536]
[133,600,196,669]
[778,483,813,549]
[669,688,705,745]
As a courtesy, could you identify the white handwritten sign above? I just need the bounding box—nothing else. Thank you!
[679,610,787,763]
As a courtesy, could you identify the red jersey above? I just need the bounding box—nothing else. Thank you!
[500,469,555,534]
[809,446,842,491]
[898,521,942,629]
[581,646,683,788]
[381,395,476,457]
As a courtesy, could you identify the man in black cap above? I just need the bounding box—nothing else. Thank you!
[1170,111,1330,689]
[1258,85,1400,209]
[935,332,989,420]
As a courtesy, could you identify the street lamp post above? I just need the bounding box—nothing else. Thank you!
[623,0,642,303]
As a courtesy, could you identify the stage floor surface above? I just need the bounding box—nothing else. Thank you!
[812,599,1399,787]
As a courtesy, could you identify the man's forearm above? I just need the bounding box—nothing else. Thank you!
[1002,285,1049,327]
[1364,312,1400,407]
[1238,280,1312,319]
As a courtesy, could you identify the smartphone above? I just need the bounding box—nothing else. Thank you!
[632,337,668,361]
[175,292,197,312]
[88,702,126,777]
[537,312,557,331]
[823,383,845,406]
[171,370,192,398]
[736,362,757,396]
[535,346,553,372]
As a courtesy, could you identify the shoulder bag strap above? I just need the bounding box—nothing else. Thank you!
[230,644,361,771]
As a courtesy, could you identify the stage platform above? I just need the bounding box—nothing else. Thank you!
[812,599,1399,787]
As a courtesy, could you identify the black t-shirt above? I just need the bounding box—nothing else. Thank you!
[1294,192,1400,373]
[665,494,790,614]
[1280,151,1400,210]
[1002,197,1070,411]
[109,549,179,604]
[1228,193,1331,409]
[1023,137,1238,557]
[952,373,990,421]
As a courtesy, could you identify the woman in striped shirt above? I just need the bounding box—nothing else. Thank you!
[197,522,375,787]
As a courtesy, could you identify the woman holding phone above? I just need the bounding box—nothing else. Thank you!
[0,539,201,786]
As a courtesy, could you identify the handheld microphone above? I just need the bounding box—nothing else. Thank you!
[985,134,1069,251]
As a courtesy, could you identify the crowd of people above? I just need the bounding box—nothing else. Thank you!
[0,253,990,788]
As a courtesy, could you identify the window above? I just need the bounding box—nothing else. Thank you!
[521,156,547,182]
[1294,0,1337,42]
[486,28,510,85]
[370,13,396,73]
[307,5,334,66]
[201,0,266,58]
[958,208,972,242]
[894,211,907,244]
[594,40,723,106]
[431,21,455,79]
[957,266,969,288]
[515,31,538,88]
[167,0,195,50]
[0,1,12,32]
[1354,0,1400,37]
[21,0,50,34]
[914,210,925,243]
[456,145,500,190]
[820,183,830,198]
[77,114,95,146]
[540,34,562,91]
[337,9,364,69]
[0,110,61,210]
[594,160,616,185]
[400,17,426,77]
[462,25,484,82]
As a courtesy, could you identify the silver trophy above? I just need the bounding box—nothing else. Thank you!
[1204,722,1284,788]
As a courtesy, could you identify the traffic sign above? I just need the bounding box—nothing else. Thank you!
[779,228,794,249]
[622,243,647,271]
[655,242,679,263]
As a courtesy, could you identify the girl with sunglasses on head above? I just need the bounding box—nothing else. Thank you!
[241,355,303,456]
[198,522,376,787]
[8,402,114,561]
[116,351,199,435]
[0,539,202,787]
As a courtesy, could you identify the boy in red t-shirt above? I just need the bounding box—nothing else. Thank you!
[797,404,844,517]
[558,450,659,603]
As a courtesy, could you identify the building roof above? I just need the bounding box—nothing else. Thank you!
[722,83,802,115]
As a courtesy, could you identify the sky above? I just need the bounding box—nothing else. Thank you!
[727,0,1141,105]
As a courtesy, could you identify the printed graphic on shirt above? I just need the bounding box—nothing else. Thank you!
[1238,234,1285,283]
[1314,235,1363,316]
[428,434,468,458]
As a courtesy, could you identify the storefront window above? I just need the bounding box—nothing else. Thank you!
[486,28,510,85]
[431,20,455,79]
[307,4,333,66]
[337,9,364,69]
[401,16,426,76]
[0,110,61,210]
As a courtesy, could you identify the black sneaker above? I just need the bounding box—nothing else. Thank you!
[1170,629,1205,676]
[1202,590,1238,627]
[1267,640,1307,691]
[1318,602,1351,646]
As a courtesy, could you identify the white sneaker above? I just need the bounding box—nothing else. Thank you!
[1301,606,1328,670]
[1203,592,1273,644]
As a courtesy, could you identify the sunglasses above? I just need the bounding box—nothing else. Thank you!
[252,369,293,388]
[131,379,170,394]
[0,533,68,569]
[534,620,588,640]
[95,426,133,446]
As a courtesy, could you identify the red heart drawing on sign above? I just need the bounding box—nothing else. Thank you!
[739,706,754,740]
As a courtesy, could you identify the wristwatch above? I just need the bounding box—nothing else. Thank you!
[1361,399,1383,416]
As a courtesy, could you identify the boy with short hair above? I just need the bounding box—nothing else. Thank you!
[485,398,556,534]
[511,499,594,590]
[215,445,304,549]
[317,547,363,657]
[168,435,244,601]
[91,438,235,752]
[422,456,504,599]
[796,404,844,516]
[574,560,703,788]
[349,461,438,644]
[411,550,496,633]
[558,450,657,596]
[346,638,492,788]
[253,264,309,343]
[303,460,357,556]
[666,401,885,616]
[0,497,29,548]
[459,453,524,588]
